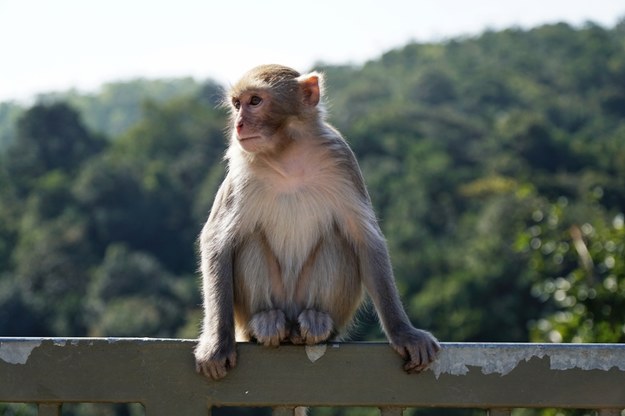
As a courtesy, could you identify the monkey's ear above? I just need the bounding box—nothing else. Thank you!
[298,72,322,107]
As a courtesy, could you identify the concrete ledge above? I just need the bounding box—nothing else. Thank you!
[1,338,624,414]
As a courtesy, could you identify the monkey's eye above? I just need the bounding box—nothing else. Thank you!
[232,99,241,110]
[249,96,262,106]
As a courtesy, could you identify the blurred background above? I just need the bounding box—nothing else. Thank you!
[1,1,625,415]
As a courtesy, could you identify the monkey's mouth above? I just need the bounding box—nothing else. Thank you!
[238,135,262,142]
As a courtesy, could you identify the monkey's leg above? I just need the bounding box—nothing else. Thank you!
[236,231,289,347]
[293,231,362,345]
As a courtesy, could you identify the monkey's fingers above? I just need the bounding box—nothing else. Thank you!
[197,359,226,380]
[391,343,409,360]
[196,352,237,381]
[227,350,238,370]
[402,341,440,374]
[403,351,428,374]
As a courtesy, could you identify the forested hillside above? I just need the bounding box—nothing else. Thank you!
[1,19,624,369]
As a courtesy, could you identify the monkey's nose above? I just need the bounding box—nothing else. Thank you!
[236,120,244,134]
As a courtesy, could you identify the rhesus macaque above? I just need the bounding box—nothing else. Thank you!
[195,64,440,380]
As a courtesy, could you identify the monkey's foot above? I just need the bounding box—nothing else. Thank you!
[297,309,334,345]
[249,309,288,347]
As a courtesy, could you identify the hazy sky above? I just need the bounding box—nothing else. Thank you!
[1,0,624,102]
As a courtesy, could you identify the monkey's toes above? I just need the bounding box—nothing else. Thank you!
[298,309,334,345]
[249,309,288,347]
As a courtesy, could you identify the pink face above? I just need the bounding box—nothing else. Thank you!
[228,71,321,155]
[231,90,274,153]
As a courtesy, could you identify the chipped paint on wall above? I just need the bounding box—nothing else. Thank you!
[429,344,625,378]
[0,340,42,365]
[305,344,327,363]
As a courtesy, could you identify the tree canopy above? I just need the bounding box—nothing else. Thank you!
[1,19,624,416]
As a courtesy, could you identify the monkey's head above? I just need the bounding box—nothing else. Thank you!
[227,64,323,154]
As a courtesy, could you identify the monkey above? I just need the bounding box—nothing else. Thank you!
[195,64,440,381]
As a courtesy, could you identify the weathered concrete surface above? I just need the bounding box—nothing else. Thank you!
[430,342,625,377]
[1,339,624,414]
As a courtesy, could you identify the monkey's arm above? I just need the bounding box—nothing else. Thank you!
[338,143,440,372]
[358,228,440,372]
[195,177,238,380]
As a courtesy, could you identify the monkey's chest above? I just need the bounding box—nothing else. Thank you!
[264,191,332,251]
[239,183,344,275]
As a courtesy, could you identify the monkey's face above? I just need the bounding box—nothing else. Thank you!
[227,64,320,155]
[230,90,287,154]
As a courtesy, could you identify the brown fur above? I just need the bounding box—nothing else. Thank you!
[195,64,440,381]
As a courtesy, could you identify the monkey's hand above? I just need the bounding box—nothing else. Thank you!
[390,326,440,373]
[195,336,237,380]
[249,309,288,347]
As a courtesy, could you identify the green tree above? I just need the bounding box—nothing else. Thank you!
[5,102,105,196]
[11,174,95,335]
[85,244,191,337]
[521,202,625,343]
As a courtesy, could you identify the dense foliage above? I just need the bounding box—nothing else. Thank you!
[1,20,624,416]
